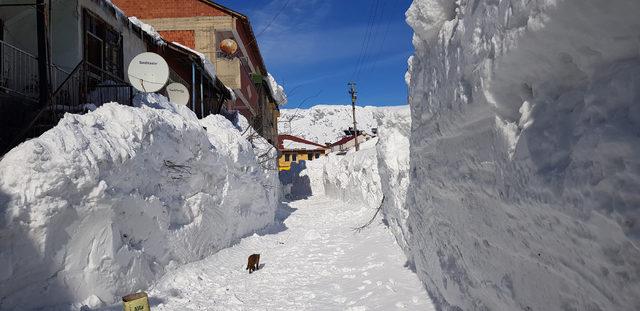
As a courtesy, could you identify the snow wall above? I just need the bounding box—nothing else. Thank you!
[0,95,278,310]
[299,109,413,258]
[406,0,640,310]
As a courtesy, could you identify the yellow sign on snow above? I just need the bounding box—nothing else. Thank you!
[122,292,150,311]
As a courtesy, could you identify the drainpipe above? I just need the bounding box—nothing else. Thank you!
[36,0,50,107]
[200,71,204,118]
[191,62,196,113]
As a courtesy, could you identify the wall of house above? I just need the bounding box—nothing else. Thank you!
[330,135,369,153]
[52,0,82,72]
[0,5,37,55]
[80,0,148,84]
[278,150,325,171]
[159,30,196,49]
[0,0,149,84]
[0,0,80,72]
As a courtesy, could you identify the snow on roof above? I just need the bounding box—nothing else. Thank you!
[171,42,217,82]
[266,73,287,105]
[283,140,324,151]
[278,134,326,151]
[128,17,165,45]
[101,0,126,20]
[330,135,355,147]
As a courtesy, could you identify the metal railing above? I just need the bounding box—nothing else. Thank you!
[51,60,132,113]
[51,64,70,91]
[0,40,39,100]
[0,40,71,100]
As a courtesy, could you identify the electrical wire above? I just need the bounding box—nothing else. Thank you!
[351,0,379,80]
[244,0,291,50]
[356,0,384,80]
[363,0,393,75]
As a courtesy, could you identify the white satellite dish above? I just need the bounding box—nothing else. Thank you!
[166,83,190,106]
[127,52,169,93]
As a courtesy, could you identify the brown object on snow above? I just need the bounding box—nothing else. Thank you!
[246,254,260,274]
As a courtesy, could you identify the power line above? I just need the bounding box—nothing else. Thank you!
[364,0,393,75]
[356,0,385,79]
[351,0,379,80]
[245,0,291,50]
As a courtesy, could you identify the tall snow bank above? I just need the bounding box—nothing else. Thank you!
[406,0,640,310]
[306,140,383,210]
[0,95,277,310]
[375,110,412,260]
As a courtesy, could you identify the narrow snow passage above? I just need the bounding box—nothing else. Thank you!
[108,196,433,310]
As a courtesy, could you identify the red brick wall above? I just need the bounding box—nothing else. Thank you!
[112,0,226,19]
[159,30,195,49]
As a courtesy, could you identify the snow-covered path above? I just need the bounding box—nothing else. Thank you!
[109,196,433,310]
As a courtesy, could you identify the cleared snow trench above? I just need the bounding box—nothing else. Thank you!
[99,196,433,310]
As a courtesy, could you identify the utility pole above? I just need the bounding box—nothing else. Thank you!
[36,0,50,108]
[348,82,360,151]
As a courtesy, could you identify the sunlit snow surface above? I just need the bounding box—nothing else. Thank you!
[405,0,640,309]
[99,196,434,311]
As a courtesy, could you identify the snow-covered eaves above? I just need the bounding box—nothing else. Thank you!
[282,140,325,151]
[98,0,164,46]
[128,16,165,45]
[277,134,327,151]
[170,42,217,83]
[266,73,287,105]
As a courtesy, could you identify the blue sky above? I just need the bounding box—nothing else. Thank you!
[214,0,415,108]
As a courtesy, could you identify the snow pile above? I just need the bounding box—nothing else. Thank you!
[406,0,640,310]
[128,17,164,45]
[266,73,287,105]
[0,95,277,310]
[280,105,409,144]
[310,140,383,210]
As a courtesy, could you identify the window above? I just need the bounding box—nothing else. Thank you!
[292,153,297,162]
[315,153,320,159]
[0,19,4,81]
[307,152,313,160]
[284,154,290,162]
[83,10,123,78]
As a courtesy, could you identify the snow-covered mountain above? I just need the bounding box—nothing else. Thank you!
[279,105,409,144]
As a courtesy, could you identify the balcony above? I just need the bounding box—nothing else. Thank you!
[0,39,69,101]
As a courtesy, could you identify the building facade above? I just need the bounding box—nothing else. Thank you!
[277,134,329,171]
[112,0,280,145]
[0,0,231,154]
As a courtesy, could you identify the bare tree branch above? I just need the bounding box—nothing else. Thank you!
[353,195,385,232]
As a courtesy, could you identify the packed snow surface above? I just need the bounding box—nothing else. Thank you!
[282,104,413,259]
[280,105,409,144]
[0,94,277,310]
[98,196,433,311]
[406,0,640,310]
